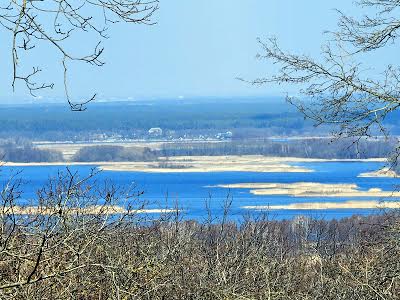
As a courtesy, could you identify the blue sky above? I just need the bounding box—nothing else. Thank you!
[0,1,390,102]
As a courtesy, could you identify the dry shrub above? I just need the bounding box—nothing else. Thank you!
[0,170,399,299]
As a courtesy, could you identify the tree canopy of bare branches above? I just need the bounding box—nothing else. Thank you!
[0,0,158,110]
[0,168,399,299]
[251,0,400,163]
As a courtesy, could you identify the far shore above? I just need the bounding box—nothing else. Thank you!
[0,155,387,173]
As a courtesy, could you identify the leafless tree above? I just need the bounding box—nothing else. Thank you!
[249,0,400,165]
[0,0,158,110]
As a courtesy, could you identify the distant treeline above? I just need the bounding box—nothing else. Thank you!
[0,101,322,141]
[68,138,395,163]
[0,139,63,162]
[72,146,157,162]
[158,138,395,159]
[2,101,400,143]
[1,138,396,163]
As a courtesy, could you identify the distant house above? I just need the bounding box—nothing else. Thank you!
[148,127,163,137]
[225,131,233,138]
[216,131,233,140]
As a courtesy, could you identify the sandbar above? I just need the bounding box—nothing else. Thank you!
[1,155,388,173]
[358,168,398,178]
[243,200,400,210]
[212,182,400,198]
[164,155,386,163]
[99,156,316,173]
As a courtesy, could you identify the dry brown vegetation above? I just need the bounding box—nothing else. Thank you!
[0,170,399,299]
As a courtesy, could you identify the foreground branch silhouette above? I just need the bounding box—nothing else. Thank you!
[251,0,400,165]
[0,0,158,110]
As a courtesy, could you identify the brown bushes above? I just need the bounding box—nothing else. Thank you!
[0,170,399,299]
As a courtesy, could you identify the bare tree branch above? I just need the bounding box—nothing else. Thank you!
[1,0,159,110]
[249,0,400,165]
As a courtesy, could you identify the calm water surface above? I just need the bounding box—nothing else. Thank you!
[1,161,399,221]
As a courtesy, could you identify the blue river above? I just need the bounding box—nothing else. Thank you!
[1,161,399,221]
